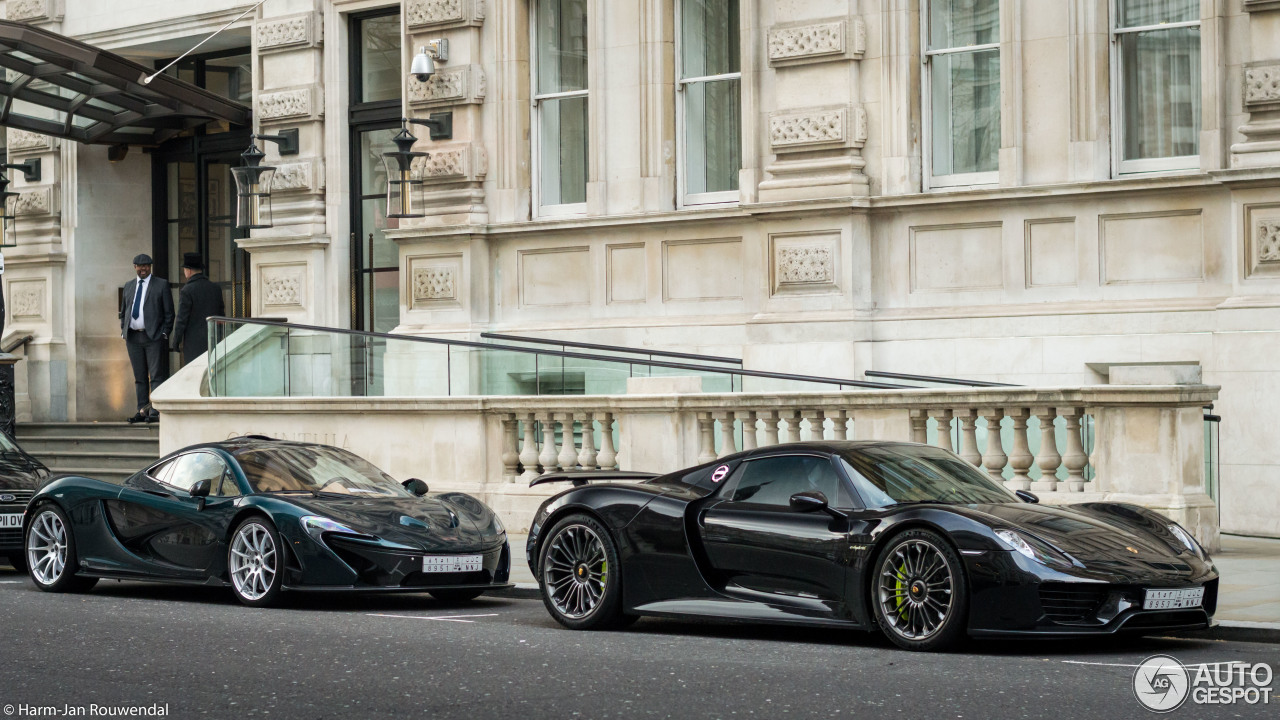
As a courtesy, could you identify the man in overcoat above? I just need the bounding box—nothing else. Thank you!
[170,252,225,366]
[119,254,174,423]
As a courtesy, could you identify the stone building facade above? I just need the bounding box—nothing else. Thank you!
[2,0,1279,536]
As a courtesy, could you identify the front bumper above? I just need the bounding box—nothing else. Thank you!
[286,529,512,591]
[965,549,1218,637]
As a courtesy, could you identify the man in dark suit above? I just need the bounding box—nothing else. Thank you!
[170,252,225,365]
[119,254,174,424]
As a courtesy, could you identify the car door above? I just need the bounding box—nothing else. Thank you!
[107,451,239,578]
[696,454,855,610]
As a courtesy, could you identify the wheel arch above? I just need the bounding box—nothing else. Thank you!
[862,517,970,617]
[531,503,614,577]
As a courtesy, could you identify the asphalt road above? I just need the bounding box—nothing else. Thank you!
[0,564,1274,720]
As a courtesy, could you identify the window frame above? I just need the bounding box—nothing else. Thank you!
[531,0,591,218]
[675,0,742,208]
[921,0,1002,190]
[717,453,856,510]
[1108,0,1202,176]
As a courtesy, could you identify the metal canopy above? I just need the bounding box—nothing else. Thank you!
[0,20,250,147]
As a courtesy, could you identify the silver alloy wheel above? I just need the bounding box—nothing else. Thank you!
[543,523,608,620]
[877,538,954,640]
[27,510,68,586]
[230,522,277,602]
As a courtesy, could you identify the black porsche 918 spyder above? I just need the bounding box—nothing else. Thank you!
[526,441,1217,651]
[23,437,511,606]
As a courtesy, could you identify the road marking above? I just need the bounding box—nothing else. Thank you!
[1062,660,1248,670]
[366,613,499,623]
[0,580,23,584]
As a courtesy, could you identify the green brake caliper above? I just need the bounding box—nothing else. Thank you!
[896,561,909,620]
[600,560,608,590]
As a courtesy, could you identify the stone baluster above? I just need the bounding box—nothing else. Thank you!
[558,413,579,470]
[761,411,780,446]
[596,412,618,470]
[957,409,982,466]
[981,409,1007,484]
[909,410,928,444]
[537,412,558,474]
[501,414,520,482]
[697,413,717,464]
[932,410,954,453]
[1032,407,1061,492]
[740,411,759,450]
[781,412,803,443]
[802,409,825,441]
[716,412,738,458]
[519,413,541,482]
[1005,408,1033,490]
[829,410,849,440]
[578,414,598,470]
[1061,407,1088,492]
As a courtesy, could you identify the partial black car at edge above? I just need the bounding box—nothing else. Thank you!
[21,437,512,605]
[0,431,51,572]
[526,441,1217,651]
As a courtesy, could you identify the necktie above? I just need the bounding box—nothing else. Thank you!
[132,280,144,320]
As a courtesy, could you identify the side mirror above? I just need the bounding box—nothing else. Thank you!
[790,491,829,513]
[404,478,430,496]
[1015,489,1039,504]
[190,479,212,498]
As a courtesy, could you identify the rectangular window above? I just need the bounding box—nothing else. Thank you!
[678,0,741,206]
[534,0,589,214]
[924,0,1001,187]
[1112,0,1200,174]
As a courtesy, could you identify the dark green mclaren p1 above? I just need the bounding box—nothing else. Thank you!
[22,437,511,606]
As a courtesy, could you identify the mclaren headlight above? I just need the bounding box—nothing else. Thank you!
[493,513,505,536]
[995,529,1073,568]
[301,515,363,542]
[1166,522,1206,559]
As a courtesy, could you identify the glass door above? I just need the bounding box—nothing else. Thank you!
[203,154,251,318]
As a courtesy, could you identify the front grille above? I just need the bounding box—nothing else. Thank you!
[0,490,34,510]
[1126,610,1207,629]
[1143,560,1192,572]
[0,528,23,547]
[1203,578,1219,616]
[401,570,491,587]
[1039,583,1109,625]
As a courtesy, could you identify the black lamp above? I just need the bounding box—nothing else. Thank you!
[383,120,429,219]
[231,130,299,230]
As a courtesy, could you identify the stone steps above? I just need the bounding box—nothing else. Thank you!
[16,422,159,481]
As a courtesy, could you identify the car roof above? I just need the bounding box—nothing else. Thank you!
[737,440,922,459]
[171,436,337,456]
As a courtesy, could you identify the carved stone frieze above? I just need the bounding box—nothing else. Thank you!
[1259,220,1280,264]
[6,129,54,152]
[767,18,864,67]
[270,161,322,193]
[13,188,51,216]
[260,265,305,308]
[1244,62,1280,111]
[769,105,864,152]
[406,0,485,30]
[258,88,319,121]
[412,266,457,302]
[6,0,60,23]
[776,246,834,285]
[9,281,44,319]
[407,65,486,108]
[257,13,321,52]
[410,144,488,183]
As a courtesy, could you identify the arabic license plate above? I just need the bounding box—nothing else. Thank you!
[423,555,482,573]
[1143,587,1204,610]
[0,514,21,529]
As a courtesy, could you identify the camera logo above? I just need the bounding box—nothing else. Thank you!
[1133,655,1190,713]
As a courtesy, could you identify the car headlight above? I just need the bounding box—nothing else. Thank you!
[493,513,505,536]
[1166,522,1206,559]
[301,515,360,542]
[995,529,1073,567]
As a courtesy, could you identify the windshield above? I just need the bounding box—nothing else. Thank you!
[237,446,412,498]
[841,444,1018,507]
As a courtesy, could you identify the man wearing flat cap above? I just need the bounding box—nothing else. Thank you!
[170,252,225,366]
[119,254,173,424]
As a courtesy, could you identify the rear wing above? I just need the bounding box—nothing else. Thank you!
[529,470,659,488]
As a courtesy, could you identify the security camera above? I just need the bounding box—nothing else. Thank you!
[410,40,448,83]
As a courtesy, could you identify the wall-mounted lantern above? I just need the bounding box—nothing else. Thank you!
[382,116,453,220]
[232,129,299,230]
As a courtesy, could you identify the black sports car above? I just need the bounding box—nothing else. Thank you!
[526,441,1217,651]
[23,437,511,606]
[0,431,51,572]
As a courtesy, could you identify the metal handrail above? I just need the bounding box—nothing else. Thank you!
[863,370,1019,388]
[479,332,743,365]
[207,317,918,390]
[1,334,35,354]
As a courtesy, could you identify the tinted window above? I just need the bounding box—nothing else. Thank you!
[237,446,411,497]
[166,452,232,495]
[725,456,844,508]
[148,458,178,484]
[841,445,1017,507]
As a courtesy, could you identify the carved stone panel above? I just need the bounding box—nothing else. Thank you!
[407,65,486,108]
[769,105,865,153]
[14,187,52,216]
[408,254,464,309]
[260,264,306,309]
[1244,203,1280,278]
[270,161,322,193]
[9,281,44,320]
[1244,62,1280,112]
[7,129,55,152]
[767,18,865,67]
[406,0,485,29]
[6,0,60,23]
[257,13,321,53]
[770,231,840,297]
[1259,221,1280,263]
[410,144,488,184]
[258,88,320,122]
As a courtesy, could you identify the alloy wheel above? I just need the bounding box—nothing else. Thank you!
[230,522,277,601]
[543,523,608,620]
[877,538,954,640]
[27,510,68,586]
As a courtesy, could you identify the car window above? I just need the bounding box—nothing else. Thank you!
[148,458,178,484]
[214,467,241,498]
[165,452,233,495]
[723,455,846,508]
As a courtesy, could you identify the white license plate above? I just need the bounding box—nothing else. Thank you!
[1143,587,1205,610]
[0,514,21,529]
[422,555,482,573]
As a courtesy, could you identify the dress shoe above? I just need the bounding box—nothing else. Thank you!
[145,414,160,424]
[127,412,147,424]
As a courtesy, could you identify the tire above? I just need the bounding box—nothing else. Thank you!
[228,516,285,608]
[429,588,486,603]
[25,504,98,593]
[870,529,969,652]
[538,513,627,630]
[6,553,27,573]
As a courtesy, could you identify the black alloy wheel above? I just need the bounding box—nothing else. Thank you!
[538,513,630,630]
[871,529,969,651]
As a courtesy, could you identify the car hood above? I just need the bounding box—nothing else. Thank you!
[0,463,48,491]
[960,502,1190,565]
[282,494,493,552]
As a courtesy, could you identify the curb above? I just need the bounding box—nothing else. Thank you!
[1165,621,1280,645]
[490,582,540,600]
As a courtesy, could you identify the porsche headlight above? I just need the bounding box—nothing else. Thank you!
[301,515,359,542]
[1167,522,1206,559]
[995,529,1072,567]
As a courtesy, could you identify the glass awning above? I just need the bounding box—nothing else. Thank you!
[0,20,250,146]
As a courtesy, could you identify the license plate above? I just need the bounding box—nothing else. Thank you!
[423,555,482,573]
[1143,587,1204,610]
[0,514,21,529]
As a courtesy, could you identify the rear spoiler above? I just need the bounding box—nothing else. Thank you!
[529,470,659,488]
